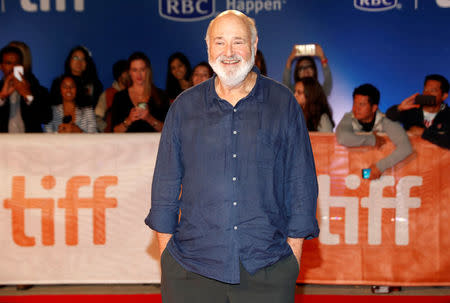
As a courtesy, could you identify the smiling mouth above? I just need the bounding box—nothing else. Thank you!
[221,59,240,65]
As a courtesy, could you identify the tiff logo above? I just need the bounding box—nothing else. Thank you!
[3,175,117,246]
[318,175,422,246]
[2,0,85,12]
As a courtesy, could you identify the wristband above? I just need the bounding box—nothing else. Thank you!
[321,58,328,65]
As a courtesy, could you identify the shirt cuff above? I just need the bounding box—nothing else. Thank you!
[287,213,320,240]
[25,95,34,105]
[145,207,179,234]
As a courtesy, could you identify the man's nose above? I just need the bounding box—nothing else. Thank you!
[225,43,233,57]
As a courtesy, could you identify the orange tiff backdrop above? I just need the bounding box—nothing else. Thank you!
[300,134,450,286]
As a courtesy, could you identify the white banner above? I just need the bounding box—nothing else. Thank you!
[0,134,161,284]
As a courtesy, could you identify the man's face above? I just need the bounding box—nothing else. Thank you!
[423,80,448,107]
[207,14,256,87]
[352,94,377,123]
[1,52,21,77]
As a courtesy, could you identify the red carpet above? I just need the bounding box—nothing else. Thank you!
[0,294,449,303]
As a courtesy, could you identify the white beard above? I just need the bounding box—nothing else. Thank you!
[209,48,255,87]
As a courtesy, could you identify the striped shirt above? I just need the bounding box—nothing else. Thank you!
[44,104,97,133]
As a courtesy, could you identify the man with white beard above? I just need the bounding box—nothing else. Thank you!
[145,10,319,303]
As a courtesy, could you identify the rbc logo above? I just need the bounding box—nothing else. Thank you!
[159,0,215,22]
[354,0,398,11]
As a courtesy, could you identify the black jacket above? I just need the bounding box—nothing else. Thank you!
[386,103,450,149]
[0,74,52,133]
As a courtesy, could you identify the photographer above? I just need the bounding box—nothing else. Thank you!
[0,45,51,133]
[386,74,449,149]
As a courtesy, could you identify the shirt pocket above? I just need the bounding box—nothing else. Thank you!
[256,130,280,170]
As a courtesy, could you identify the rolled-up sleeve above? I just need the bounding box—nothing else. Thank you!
[145,102,183,233]
[284,98,319,239]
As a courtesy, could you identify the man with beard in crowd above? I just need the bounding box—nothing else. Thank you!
[145,10,319,303]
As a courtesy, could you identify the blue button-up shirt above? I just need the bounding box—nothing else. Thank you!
[145,68,319,284]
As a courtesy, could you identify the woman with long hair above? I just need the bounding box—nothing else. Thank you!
[112,52,169,133]
[283,44,332,96]
[44,74,96,133]
[294,77,335,132]
[165,52,192,101]
[50,45,103,108]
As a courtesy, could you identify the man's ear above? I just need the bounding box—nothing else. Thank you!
[443,92,448,102]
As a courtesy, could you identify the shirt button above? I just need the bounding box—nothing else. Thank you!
[232,177,237,181]
[234,226,238,230]
[232,154,237,158]
[233,130,237,135]
[233,109,237,112]
[233,201,237,206]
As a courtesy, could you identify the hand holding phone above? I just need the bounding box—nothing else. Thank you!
[13,66,24,82]
[414,94,436,106]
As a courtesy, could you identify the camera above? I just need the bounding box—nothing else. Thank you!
[295,44,316,56]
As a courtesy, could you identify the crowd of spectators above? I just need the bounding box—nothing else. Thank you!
[0,41,449,178]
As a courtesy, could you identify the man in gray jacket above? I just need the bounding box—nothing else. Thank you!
[336,84,412,179]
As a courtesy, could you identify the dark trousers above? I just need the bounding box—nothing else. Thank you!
[161,249,299,303]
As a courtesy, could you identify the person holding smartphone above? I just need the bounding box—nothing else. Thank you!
[386,74,450,149]
[111,52,169,133]
[282,43,332,96]
[0,45,51,133]
[336,84,412,180]
[44,74,96,133]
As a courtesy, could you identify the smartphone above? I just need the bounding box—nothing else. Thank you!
[414,94,436,106]
[295,44,316,56]
[362,168,371,179]
[62,115,72,124]
[137,102,148,110]
[13,65,24,82]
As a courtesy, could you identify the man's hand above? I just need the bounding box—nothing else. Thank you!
[13,78,32,99]
[368,164,382,180]
[287,237,304,270]
[408,126,425,136]
[373,132,386,148]
[0,74,15,99]
[398,93,420,111]
[156,232,172,257]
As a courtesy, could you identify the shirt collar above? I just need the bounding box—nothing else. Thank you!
[206,66,264,106]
